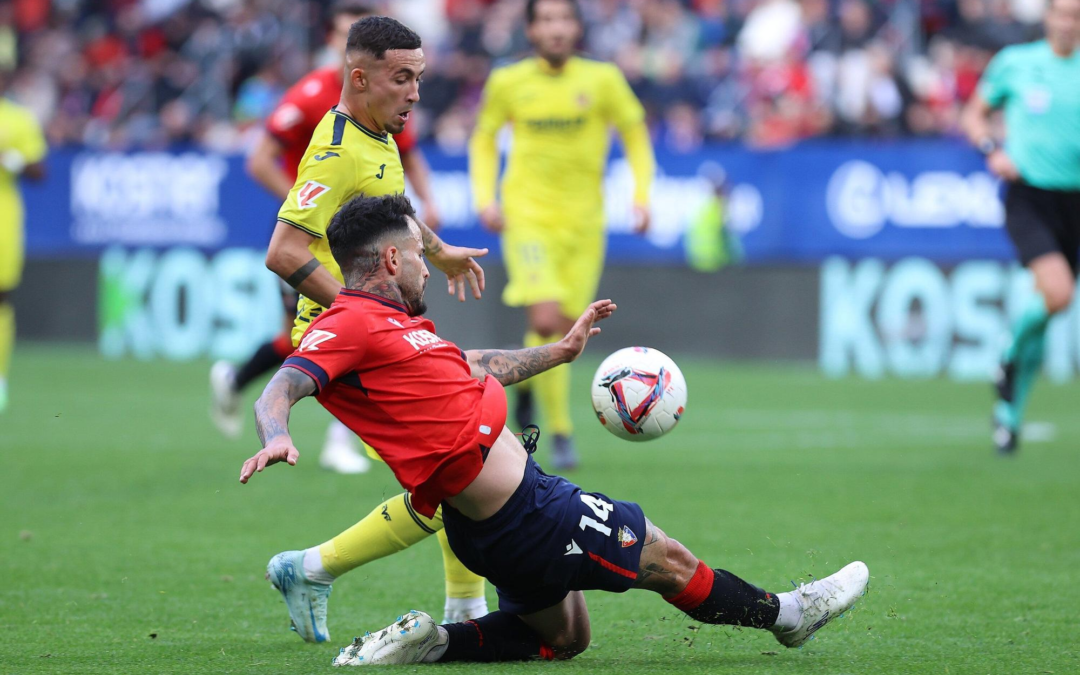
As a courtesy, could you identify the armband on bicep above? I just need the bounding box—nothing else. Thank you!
[285,258,320,289]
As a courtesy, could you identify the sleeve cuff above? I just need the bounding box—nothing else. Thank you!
[283,356,329,392]
[278,218,324,238]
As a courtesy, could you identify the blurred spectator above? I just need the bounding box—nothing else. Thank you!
[2,0,1050,151]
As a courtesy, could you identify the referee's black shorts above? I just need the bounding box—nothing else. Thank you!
[1004,181,1080,276]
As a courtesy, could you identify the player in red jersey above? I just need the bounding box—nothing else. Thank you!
[240,194,869,665]
[210,1,440,475]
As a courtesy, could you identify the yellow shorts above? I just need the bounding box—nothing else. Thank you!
[0,221,24,292]
[501,224,605,318]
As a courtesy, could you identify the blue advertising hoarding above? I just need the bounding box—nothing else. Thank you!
[23,140,1014,264]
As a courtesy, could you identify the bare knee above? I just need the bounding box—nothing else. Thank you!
[1031,255,1075,314]
[633,520,701,597]
[1043,283,1074,314]
[527,304,569,339]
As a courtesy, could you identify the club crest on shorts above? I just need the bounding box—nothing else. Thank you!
[617,526,638,548]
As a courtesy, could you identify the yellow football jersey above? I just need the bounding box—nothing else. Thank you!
[0,98,47,291]
[470,56,653,234]
[277,107,405,344]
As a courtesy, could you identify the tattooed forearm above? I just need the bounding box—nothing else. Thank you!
[419,221,443,257]
[465,345,568,386]
[253,369,316,445]
[285,258,320,289]
[254,395,290,446]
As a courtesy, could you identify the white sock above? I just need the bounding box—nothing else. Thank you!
[773,591,803,630]
[421,626,449,663]
[443,596,488,616]
[302,546,336,585]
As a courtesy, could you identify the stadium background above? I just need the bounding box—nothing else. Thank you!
[9,0,1080,381]
[4,1,1080,674]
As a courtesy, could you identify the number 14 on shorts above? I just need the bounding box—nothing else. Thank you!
[579,494,614,536]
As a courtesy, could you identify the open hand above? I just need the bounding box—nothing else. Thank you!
[429,243,488,302]
[987,150,1020,182]
[560,299,617,362]
[239,438,300,484]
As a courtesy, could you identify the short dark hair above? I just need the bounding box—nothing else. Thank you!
[328,194,417,276]
[331,0,375,21]
[347,16,422,60]
[525,0,582,24]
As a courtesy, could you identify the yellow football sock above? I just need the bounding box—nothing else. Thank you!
[437,529,486,599]
[318,492,439,579]
[525,331,573,435]
[0,302,13,379]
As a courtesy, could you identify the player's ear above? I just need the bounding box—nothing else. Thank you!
[350,66,367,92]
[385,245,400,274]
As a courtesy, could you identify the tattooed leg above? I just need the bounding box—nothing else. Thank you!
[633,519,781,629]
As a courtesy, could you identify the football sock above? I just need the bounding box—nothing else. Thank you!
[0,301,13,381]
[437,528,486,600]
[666,561,780,629]
[998,294,1050,430]
[524,331,573,436]
[233,339,287,391]
[302,546,335,585]
[271,332,295,358]
[318,493,438,579]
[433,612,554,662]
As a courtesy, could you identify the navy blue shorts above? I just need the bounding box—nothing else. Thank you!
[442,458,647,615]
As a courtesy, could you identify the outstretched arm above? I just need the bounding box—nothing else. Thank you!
[466,299,617,386]
[239,368,318,483]
[419,221,489,303]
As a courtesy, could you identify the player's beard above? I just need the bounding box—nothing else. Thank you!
[403,278,427,317]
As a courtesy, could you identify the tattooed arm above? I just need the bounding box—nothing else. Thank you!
[466,343,571,386]
[418,220,490,302]
[465,299,618,385]
[239,368,317,483]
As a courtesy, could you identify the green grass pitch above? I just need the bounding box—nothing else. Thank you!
[2,345,1079,674]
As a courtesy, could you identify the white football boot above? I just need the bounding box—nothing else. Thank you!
[266,550,333,643]
[320,421,372,474]
[209,361,242,439]
[333,610,440,666]
[772,561,869,648]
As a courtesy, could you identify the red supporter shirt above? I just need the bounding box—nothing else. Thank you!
[266,66,417,181]
[281,290,506,517]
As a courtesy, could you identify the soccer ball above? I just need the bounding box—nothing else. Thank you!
[591,347,687,442]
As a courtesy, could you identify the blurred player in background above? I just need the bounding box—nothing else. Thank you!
[210,0,441,475]
[469,0,655,470]
[685,162,743,273]
[0,69,47,413]
[256,16,491,639]
[961,0,1080,455]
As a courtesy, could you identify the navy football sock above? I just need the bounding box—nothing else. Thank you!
[439,612,553,662]
[234,341,286,391]
[667,561,780,628]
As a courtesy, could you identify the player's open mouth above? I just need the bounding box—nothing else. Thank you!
[397,110,411,123]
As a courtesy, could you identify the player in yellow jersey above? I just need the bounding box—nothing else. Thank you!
[469,0,656,469]
[259,17,491,642]
[0,72,47,413]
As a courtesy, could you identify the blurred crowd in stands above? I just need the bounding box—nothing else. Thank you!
[1,0,1047,152]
